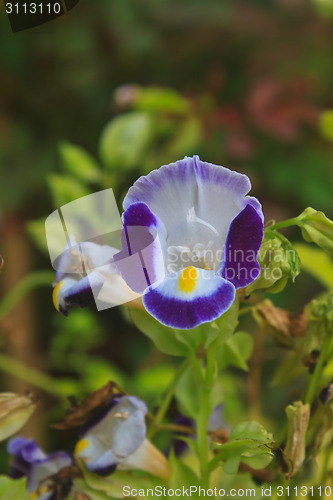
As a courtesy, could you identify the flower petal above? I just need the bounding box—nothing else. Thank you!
[119,438,171,482]
[114,202,166,293]
[123,156,251,242]
[54,237,116,284]
[221,201,264,289]
[75,396,147,474]
[142,267,236,329]
[28,452,72,493]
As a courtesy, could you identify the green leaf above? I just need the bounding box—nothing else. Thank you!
[217,331,253,371]
[211,421,274,474]
[134,364,174,400]
[129,308,188,356]
[174,366,201,419]
[212,297,240,345]
[169,451,200,489]
[47,173,90,208]
[0,477,30,500]
[166,117,202,158]
[74,479,113,500]
[294,243,333,291]
[134,87,189,114]
[99,112,153,171]
[320,110,333,141]
[80,466,162,499]
[59,141,101,183]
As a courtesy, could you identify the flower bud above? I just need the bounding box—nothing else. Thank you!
[0,393,36,442]
[246,233,300,294]
[284,401,310,477]
[298,207,333,256]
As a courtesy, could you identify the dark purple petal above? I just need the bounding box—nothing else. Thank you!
[143,275,235,329]
[114,202,165,294]
[221,202,264,289]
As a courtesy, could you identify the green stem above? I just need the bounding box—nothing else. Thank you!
[304,329,333,405]
[148,358,189,439]
[0,353,68,398]
[188,348,205,385]
[197,384,210,488]
[150,422,195,435]
[267,217,300,231]
[193,345,215,489]
[0,270,54,322]
[320,446,331,484]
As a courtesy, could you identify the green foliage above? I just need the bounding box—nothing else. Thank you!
[133,86,190,115]
[320,110,333,141]
[59,141,102,184]
[47,173,90,208]
[169,451,200,489]
[211,421,274,474]
[130,308,188,356]
[294,243,333,291]
[0,477,30,500]
[217,332,253,372]
[247,231,300,294]
[99,112,154,172]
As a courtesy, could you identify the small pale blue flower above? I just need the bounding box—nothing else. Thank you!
[7,437,73,499]
[74,394,170,481]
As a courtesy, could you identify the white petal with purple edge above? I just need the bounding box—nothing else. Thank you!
[123,156,251,244]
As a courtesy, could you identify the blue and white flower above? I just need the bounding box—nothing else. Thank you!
[74,394,170,482]
[115,156,264,329]
[52,235,140,315]
[7,437,73,500]
[52,156,263,329]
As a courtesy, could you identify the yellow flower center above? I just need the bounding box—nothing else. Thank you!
[178,266,197,293]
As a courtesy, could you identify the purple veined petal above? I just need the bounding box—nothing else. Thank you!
[123,156,251,244]
[114,202,166,293]
[142,267,236,329]
[221,201,264,289]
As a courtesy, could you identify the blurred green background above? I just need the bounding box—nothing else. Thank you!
[0,0,333,474]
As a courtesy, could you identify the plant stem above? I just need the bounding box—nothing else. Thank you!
[194,345,215,489]
[0,271,54,322]
[304,327,333,405]
[197,383,210,488]
[148,358,189,439]
[0,353,68,398]
[188,348,205,384]
[267,217,300,231]
[150,422,195,435]
[320,446,331,484]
